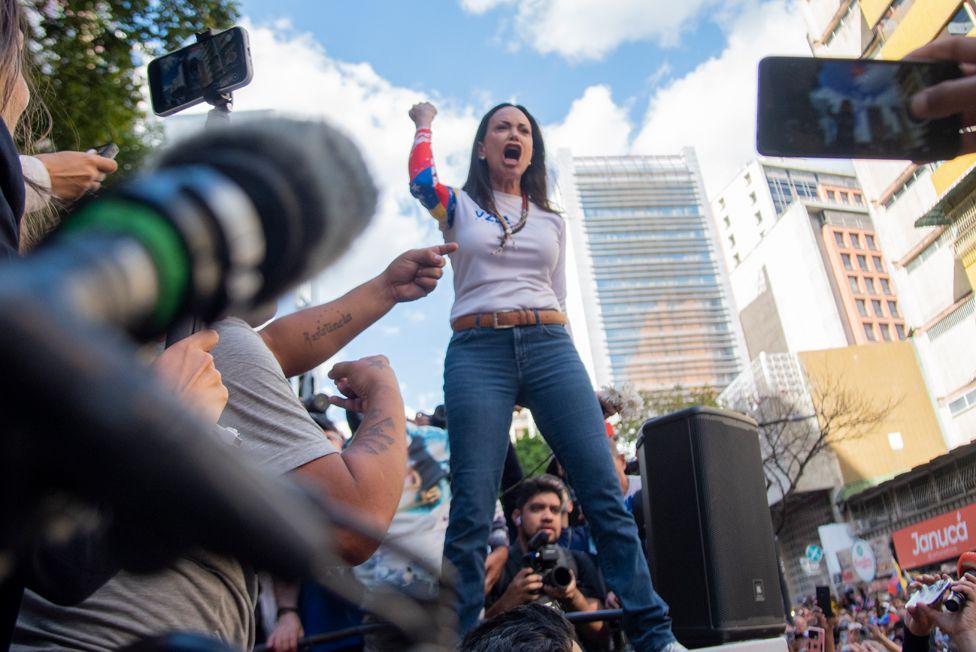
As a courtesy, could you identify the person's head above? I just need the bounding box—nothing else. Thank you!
[460,602,582,652]
[311,413,345,450]
[0,1,27,133]
[462,103,557,243]
[513,474,565,545]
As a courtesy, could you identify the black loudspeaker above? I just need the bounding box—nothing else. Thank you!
[637,406,786,646]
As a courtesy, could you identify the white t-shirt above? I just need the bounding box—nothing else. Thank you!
[443,190,567,322]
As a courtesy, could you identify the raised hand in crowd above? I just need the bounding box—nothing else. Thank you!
[915,575,976,652]
[905,574,950,637]
[381,242,458,302]
[152,329,228,424]
[328,354,400,415]
[35,150,118,199]
[812,606,838,652]
[868,624,900,652]
[260,243,457,378]
[907,37,976,155]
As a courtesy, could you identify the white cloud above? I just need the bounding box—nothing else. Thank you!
[631,0,809,195]
[405,309,428,323]
[459,0,516,14]
[460,0,723,61]
[544,85,632,157]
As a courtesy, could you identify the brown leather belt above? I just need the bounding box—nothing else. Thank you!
[451,309,566,332]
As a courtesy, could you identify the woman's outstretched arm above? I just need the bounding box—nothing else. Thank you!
[408,102,456,227]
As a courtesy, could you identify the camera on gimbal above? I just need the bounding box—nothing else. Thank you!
[522,531,573,607]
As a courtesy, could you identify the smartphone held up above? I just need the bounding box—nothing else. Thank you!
[757,56,963,161]
[148,26,253,117]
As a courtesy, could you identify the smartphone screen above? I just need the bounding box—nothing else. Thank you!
[148,26,252,117]
[808,626,826,652]
[816,585,834,618]
[757,56,962,161]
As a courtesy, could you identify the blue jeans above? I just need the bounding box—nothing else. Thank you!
[442,324,675,651]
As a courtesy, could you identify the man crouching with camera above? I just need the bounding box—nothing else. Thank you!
[485,474,607,647]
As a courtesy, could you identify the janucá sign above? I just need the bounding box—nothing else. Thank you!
[892,503,976,570]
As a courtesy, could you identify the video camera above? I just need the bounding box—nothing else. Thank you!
[522,530,573,607]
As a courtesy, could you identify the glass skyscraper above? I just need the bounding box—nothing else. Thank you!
[556,149,745,395]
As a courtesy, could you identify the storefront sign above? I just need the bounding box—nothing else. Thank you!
[892,503,976,569]
[851,539,876,583]
[800,556,821,576]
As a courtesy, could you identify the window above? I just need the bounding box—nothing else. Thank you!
[755,211,763,225]
[849,276,860,293]
[723,215,731,228]
[881,278,891,295]
[872,299,884,317]
[733,253,741,265]
[855,194,865,205]
[896,324,906,339]
[888,301,899,317]
[866,234,877,250]
[856,299,867,316]
[827,190,837,202]
[864,323,876,341]
[941,4,976,38]
[858,255,869,271]
[842,253,853,271]
[851,233,862,249]
[728,234,736,247]
[865,277,877,293]
[835,232,846,247]
[873,256,884,272]
[881,323,892,341]
[718,197,726,209]
[744,172,752,184]
[749,191,757,204]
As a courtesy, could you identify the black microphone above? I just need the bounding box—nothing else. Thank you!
[0,118,377,579]
[36,117,376,340]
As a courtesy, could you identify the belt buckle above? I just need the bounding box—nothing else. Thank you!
[492,312,515,329]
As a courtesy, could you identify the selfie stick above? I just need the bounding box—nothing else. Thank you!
[163,30,234,347]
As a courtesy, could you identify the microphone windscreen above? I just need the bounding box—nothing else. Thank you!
[959,551,976,575]
[155,117,378,304]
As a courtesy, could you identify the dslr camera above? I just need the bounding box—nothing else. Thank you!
[522,531,573,608]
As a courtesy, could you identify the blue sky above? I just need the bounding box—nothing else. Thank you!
[219,0,810,413]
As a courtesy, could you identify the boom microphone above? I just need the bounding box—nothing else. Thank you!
[944,551,976,612]
[38,117,376,339]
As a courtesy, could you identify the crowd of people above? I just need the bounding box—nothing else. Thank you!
[788,574,976,652]
[4,0,976,648]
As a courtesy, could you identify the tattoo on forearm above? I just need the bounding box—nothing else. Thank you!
[302,312,352,346]
[352,417,397,455]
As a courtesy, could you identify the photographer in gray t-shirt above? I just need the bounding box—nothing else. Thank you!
[13,244,455,652]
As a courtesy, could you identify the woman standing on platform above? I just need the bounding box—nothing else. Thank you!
[407,100,683,652]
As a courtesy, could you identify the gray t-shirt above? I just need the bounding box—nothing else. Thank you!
[13,318,337,651]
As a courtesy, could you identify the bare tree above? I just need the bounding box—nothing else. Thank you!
[742,371,896,535]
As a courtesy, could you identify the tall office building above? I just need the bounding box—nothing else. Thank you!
[802,0,976,448]
[712,159,906,358]
[555,149,746,395]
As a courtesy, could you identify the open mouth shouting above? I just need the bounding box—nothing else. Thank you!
[503,142,522,165]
